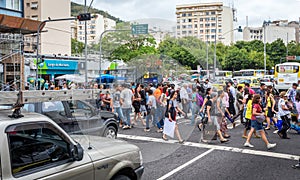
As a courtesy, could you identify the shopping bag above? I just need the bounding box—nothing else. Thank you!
[203,121,217,141]
[163,117,176,138]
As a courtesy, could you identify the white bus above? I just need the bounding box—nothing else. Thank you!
[274,62,300,90]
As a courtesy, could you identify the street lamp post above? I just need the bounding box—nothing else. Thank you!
[263,21,267,76]
[98,29,130,85]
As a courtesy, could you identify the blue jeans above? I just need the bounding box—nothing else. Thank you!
[122,108,132,126]
[146,108,157,129]
[191,104,200,125]
[114,107,124,122]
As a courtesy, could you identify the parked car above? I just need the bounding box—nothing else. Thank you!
[0,110,143,180]
[22,100,119,139]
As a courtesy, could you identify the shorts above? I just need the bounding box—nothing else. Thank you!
[251,120,263,131]
[133,103,141,113]
[267,107,274,118]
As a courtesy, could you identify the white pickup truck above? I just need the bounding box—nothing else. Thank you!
[0,110,144,180]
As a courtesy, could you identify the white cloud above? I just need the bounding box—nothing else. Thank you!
[72,0,300,27]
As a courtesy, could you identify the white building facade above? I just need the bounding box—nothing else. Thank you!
[76,14,116,45]
[243,20,297,44]
[176,2,236,45]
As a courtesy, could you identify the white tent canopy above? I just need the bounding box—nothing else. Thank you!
[55,74,85,83]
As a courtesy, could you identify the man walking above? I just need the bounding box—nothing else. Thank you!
[120,84,134,129]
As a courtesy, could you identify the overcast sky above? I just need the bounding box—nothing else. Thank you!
[72,0,300,27]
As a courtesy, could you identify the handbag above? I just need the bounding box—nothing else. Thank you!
[255,115,265,123]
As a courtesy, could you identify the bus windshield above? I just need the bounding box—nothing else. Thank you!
[276,65,299,73]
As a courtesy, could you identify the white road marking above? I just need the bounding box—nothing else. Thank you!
[157,149,214,180]
[118,134,300,161]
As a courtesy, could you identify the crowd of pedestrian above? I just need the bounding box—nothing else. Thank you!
[96,79,300,149]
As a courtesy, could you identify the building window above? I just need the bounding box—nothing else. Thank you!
[218,29,222,33]
[211,35,215,39]
[187,25,192,29]
[200,24,203,28]
[195,24,198,28]
[31,2,38,9]
[206,12,210,15]
[6,0,21,11]
[188,13,192,16]
[182,13,186,17]
[188,30,192,34]
[205,23,210,27]
[211,11,216,15]
[206,29,209,33]
[200,18,203,22]
[211,23,216,27]
[188,19,192,22]
[211,29,216,33]
[182,31,187,34]
[211,17,216,21]
[182,25,186,29]
[182,19,186,23]
[31,15,38,20]
[177,25,180,29]
[200,30,203,33]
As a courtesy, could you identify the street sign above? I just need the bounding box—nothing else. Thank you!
[131,24,148,35]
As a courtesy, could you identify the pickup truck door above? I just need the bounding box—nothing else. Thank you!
[4,122,95,180]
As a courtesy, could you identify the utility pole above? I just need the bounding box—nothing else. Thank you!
[84,0,88,86]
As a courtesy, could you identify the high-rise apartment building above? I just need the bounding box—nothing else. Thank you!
[176,2,236,45]
[23,0,71,55]
[75,14,116,45]
[243,20,297,44]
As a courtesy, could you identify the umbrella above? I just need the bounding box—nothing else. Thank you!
[96,74,115,83]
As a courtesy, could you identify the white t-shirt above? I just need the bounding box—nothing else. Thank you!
[147,95,157,109]
[229,86,236,98]
[278,98,290,116]
[120,88,133,108]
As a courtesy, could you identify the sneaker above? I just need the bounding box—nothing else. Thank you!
[122,125,129,129]
[267,143,276,149]
[244,142,254,148]
[144,128,150,132]
[273,130,279,134]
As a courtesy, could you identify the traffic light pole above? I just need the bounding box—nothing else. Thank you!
[35,17,76,90]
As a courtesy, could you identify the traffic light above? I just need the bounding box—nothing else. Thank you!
[77,13,91,21]
[238,26,242,32]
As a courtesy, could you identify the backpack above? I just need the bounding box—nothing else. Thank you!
[196,93,204,107]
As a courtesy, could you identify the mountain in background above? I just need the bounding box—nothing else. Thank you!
[71,2,122,23]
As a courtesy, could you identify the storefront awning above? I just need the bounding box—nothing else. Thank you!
[0,14,44,34]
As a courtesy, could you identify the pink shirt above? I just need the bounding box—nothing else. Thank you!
[296,102,300,120]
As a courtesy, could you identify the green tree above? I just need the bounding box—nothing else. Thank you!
[267,38,286,65]
[158,38,197,69]
[287,41,300,57]
[71,38,84,55]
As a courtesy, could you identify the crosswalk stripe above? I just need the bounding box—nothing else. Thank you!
[118,134,300,161]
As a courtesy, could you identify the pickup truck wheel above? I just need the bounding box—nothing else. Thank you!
[103,126,117,139]
[112,175,131,180]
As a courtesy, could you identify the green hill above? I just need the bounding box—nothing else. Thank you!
[71,2,122,23]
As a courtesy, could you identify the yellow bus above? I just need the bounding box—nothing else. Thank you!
[274,62,300,90]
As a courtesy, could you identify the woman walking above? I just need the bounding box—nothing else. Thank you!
[216,90,230,138]
[265,89,278,130]
[132,85,143,126]
[162,91,185,143]
[201,92,229,143]
[244,94,276,149]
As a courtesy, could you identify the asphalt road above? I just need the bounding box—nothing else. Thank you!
[118,115,300,180]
